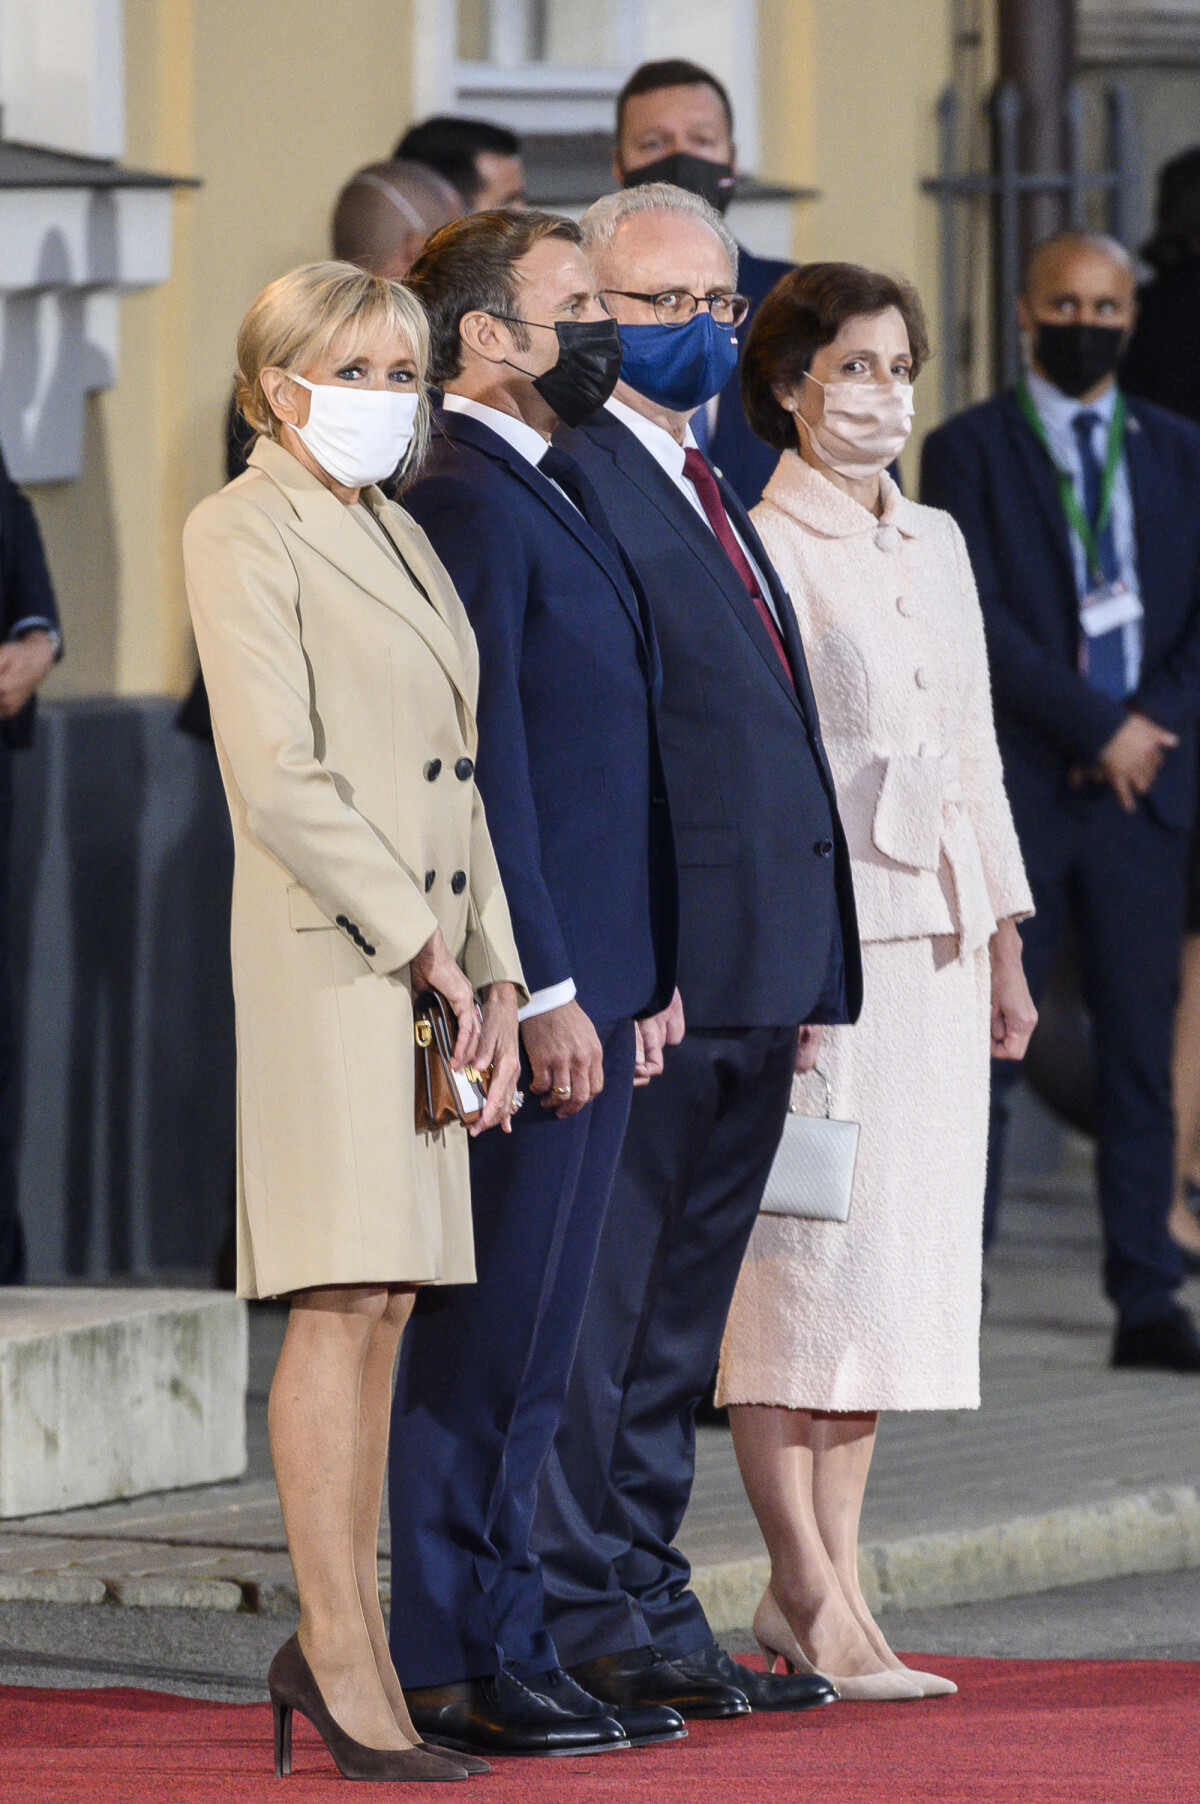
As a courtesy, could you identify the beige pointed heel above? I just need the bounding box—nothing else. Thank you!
[752,1589,921,1703]
[899,1667,958,1698]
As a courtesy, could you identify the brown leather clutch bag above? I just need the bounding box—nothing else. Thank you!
[414,990,490,1132]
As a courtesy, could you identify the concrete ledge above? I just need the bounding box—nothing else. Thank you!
[7,1482,1200,1624]
[0,1571,107,1605]
[109,1577,244,1611]
[692,1486,1200,1632]
[0,1289,248,1517]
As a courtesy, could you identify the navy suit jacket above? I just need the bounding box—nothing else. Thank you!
[559,406,861,1030]
[921,389,1200,836]
[711,245,793,511]
[0,443,60,751]
[403,409,677,1024]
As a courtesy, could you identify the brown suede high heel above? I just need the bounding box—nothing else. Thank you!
[268,1635,468,1782]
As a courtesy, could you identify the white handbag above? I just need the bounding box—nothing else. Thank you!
[759,1069,860,1223]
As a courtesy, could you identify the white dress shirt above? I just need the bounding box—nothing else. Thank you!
[1024,367,1142,691]
[440,391,577,1023]
[603,395,780,626]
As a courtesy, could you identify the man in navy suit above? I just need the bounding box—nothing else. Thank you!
[531,181,860,1712]
[387,209,701,1758]
[614,59,792,509]
[922,231,1200,1372]
[0,447,61,1283]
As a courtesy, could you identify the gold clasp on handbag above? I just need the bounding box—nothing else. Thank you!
[415,1019,433,1048]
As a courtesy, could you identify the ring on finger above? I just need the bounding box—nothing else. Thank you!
[552,1083,571,1097]
[508,1091,524,1115]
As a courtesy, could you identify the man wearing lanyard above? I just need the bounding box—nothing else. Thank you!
[922,231,1200,1372]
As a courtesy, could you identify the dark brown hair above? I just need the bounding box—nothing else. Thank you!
[405,209,581,384]
[741,262,930,450]
[616,58,734,141]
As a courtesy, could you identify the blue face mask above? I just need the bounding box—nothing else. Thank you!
[616,313,739,412]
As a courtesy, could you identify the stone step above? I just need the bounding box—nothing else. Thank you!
[0,1290,247,1518]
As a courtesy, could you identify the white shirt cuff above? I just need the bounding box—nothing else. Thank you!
[518,978,577,1023]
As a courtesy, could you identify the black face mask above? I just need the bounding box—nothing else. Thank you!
[529,319,624,427]
[1033,322,1127,399]
[622,151,736,216]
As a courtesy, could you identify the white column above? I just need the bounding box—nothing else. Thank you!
[0,0,125,158]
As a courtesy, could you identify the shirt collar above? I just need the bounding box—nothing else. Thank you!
[1025,365,1118,429]
[605,394,697,482]
[441,391,552,469]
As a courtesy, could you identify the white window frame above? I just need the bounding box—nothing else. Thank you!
[412,0,760,156]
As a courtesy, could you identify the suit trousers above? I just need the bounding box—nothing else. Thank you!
[388,1017,635,1689]
[534,1026,795,1665]
[985,785,1186,1322]
[0,755,21,1285]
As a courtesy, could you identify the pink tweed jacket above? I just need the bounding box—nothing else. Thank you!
[753,451,1032,955]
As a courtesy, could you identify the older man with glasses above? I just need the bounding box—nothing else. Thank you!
[531,181,860,1717]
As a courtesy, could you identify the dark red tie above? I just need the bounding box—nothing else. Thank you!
[682,447,794,687]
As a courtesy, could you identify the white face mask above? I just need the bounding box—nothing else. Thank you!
[288,377,420,488]
[799,373,915,480]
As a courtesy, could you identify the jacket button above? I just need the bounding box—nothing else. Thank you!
[424,870,436,892]
[424,759,442,781]
[915,667,933,689]
[363,943,376,957]
[451,870,467,895]
[336,914,349,928]
[896,595,916,617]
[455,756,475,781]
[814,839,834,857]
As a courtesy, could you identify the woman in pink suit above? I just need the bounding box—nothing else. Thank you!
[717,264,1037,1699]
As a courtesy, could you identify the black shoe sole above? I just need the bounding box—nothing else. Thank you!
[622,1727,689,1747]
[421,1732,631,1758]
[674,1700,752,1720]
[741,1691,837,1714]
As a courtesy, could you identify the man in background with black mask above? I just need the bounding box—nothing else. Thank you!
[386,210,680,1759]
[615,58,792,508]
[923,231,1200,1373]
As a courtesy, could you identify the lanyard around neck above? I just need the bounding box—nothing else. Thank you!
[1015,379,1126,582]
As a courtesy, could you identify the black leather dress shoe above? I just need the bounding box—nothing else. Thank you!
[567,1647,750,1721]
[525,1667,686,1747]
[1113,1305,1200,1372]
[407,1671,629,1757]
[672,1640,837,1712]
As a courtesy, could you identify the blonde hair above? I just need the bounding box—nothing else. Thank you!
[235,261,432,485]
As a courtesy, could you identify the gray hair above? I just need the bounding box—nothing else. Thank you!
[579,182,738,286]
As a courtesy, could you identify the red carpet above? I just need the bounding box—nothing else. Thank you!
[2,1657,1198,1803]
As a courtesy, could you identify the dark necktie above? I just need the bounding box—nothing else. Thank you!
[538,445,625,564]
[682,446,794,687]
[1071,410,1127,700]
[538,445,652,657]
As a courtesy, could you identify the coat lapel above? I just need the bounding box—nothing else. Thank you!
[584,409,807,720]
[248,439,473,717]
[1000,391,1077,595]
[437,410,649,651]
[1122,402,1160,655]
[718,473,818,728]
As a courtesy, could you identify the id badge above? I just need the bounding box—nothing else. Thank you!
[1080,579,1144,638]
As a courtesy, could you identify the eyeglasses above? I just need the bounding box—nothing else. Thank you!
[598,289,749,329]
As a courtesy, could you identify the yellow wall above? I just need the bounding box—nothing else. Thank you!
[31,0,417,701]
[759,0,954,481]
[31,0,953,701]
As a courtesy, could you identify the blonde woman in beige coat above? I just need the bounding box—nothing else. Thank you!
[716,265,1037,1700]
[182,264,526,1782]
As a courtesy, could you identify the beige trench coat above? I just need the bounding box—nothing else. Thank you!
[183,438,526,1299]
